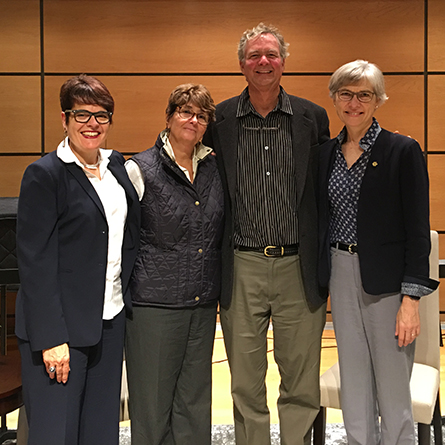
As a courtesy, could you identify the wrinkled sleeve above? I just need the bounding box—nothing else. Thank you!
[17,162,69,351]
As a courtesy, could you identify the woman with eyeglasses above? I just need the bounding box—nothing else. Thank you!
[124,83,224,445]
[318,60,438,445]
[16,74,140,445]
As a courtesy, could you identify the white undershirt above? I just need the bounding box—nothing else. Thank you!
[57,138,128,320]
[125,130,213,200]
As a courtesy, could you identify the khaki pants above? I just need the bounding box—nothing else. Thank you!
[221,249,326,445]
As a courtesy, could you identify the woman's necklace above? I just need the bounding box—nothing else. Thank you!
[81,153,101,170]
[82,159,100,169]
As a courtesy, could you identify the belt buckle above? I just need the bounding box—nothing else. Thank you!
[348,244,357,254]
[264,245,284,257]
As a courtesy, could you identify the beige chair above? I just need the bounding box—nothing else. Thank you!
[313,231,442,445]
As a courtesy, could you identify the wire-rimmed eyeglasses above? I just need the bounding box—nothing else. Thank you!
[176,107,209,126]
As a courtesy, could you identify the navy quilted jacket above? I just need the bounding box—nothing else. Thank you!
[129,135,224,308]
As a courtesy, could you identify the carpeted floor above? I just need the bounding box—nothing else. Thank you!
[119,424,349,444]
[119,423,441,444]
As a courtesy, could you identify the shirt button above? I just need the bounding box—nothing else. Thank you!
[265,146,269,150]
[195,201,200,206]
[266,171,271,176]
[195,296,200,301]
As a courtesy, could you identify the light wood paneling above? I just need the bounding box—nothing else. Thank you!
[44,74,424,154]
[0,156,40,197]
[429,155,445,231]
[428,75,445,152]
[44,0,424,74]
[283,75,424,142]
[428,0,445,71]
[0,0,40,72]
[0,77,41,153]
[45,75,247,153]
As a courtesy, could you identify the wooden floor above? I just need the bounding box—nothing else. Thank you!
[6,323,445,428]
[210,323,344,425]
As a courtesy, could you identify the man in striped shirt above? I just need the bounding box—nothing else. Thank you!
[204,23,330,445]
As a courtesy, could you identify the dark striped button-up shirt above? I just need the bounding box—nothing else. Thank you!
[234,87,298,248]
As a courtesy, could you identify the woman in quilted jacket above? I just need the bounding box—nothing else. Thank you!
[125,83,224,445]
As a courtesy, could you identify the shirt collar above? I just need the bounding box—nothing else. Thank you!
[160,130,213,163]
[236,86,293,118]
[56,137,112,175]
[336,118,382,151]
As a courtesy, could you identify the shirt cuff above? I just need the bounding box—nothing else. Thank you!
[401,281,436,298]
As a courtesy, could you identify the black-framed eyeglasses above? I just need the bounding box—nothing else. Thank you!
[176,107,209,126]
[64,109,113,124]
[336,90,375,103]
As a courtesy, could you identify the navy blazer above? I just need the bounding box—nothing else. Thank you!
[319,128,437,295]
[15,150,140,352]
[204,91,330,309]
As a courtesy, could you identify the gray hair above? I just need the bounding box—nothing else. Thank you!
[329,60,388,104]
[237,23,289,63]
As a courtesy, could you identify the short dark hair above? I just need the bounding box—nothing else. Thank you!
[165,83,215,126]
[60,74,115,123]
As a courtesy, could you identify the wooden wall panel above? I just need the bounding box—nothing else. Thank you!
[44,74,424,154]
[428,0,445,71]
[0,156,40,197]
[0,0,40,72]
[44,75,248,153]
[428,75,445,152]
[0,77,41,153]
[429,155,445,232]
[44,0,424,74]
[282,75,425,142]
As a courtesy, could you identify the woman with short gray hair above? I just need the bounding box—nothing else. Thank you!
[319,60,438,445]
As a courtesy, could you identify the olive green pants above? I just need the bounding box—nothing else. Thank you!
[221,250,326,445]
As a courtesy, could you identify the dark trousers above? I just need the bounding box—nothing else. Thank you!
[126,303,217,445]
[19,309,125,445]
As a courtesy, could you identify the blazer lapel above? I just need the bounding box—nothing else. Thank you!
[107,153,138,205]
[65,163,106,218]
[216,101,239,205]
[289,103,313,209]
